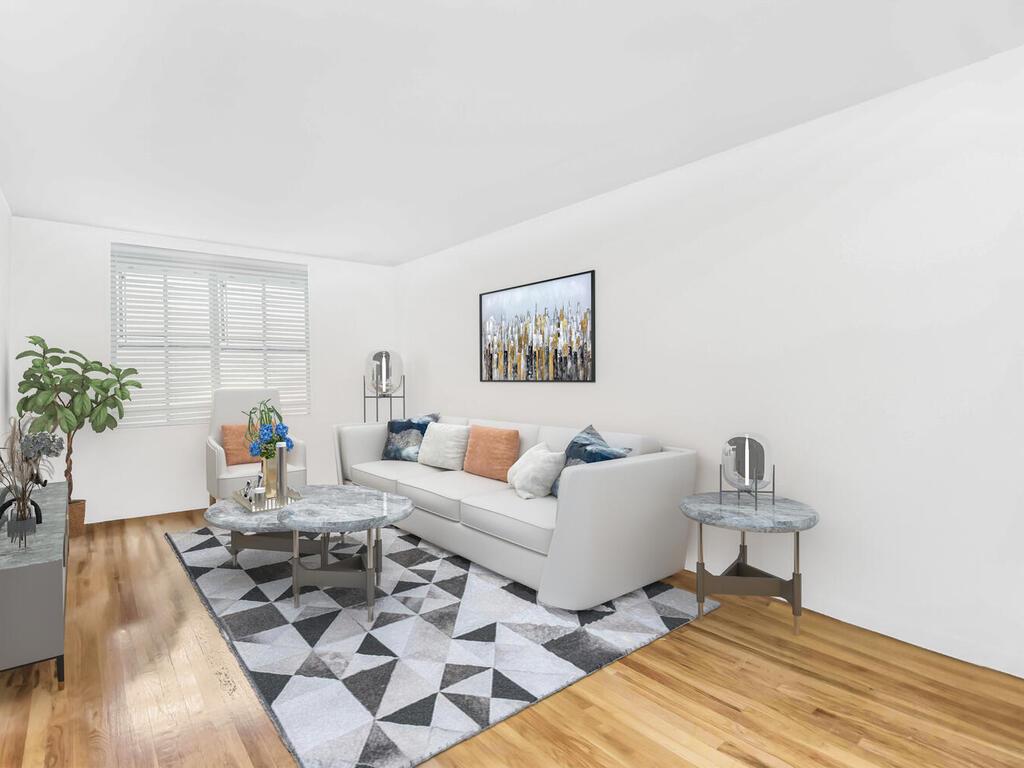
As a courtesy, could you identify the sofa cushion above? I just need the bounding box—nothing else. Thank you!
[460,490,557,555]
[463,425,520,481]
[468,419,539,457]
[382,413,439,462]
[507,442,566,499]
[538,425,660,456]
[551,425,631,497]
[418,422,471,471]
[351,460,444,493]
[398,471,507,522]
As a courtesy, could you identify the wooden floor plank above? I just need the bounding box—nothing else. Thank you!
[1,509,1020,767]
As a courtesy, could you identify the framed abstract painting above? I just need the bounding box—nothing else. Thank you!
[480,270,595,382]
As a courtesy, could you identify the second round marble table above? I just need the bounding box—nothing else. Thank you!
[681,492,819,633]
[276,485,414,620]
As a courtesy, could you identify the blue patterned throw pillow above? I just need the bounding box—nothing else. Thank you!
[551,424,631,497]
[382,413,440,462]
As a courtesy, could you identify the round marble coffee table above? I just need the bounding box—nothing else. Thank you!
[276,485,413,620]
[206,495,324,566]
[681,492,818,633]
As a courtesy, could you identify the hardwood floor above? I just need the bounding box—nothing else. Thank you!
[2,510,1021,768]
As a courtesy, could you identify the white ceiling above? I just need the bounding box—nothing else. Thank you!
[2,1,1023,265]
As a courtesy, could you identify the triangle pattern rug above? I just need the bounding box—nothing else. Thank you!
[167,525,717,768]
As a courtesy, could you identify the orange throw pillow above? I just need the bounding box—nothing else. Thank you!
[222,424,258,466]
[463,426,520,482]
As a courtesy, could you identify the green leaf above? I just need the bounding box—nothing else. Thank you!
[30,358,47,369]
[72,392,92,417]
[57,407,77,433]
[123,380,143,389]
[47,347,66,354]
[115,400,124,418]
[17,380,35,394]
[66,350,89,360]
[27,335,45,346]
[15,350,42,360]
[32,390,56,410]
[47,356,63,366]
[121,367,139,377]
[90,408,108,432]
[16,396,30,416]
[30,413,52,433]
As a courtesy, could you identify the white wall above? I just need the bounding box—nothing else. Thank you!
[0,186,10,428]
[0,186,10,427]
[8,218,397,521]
[396,48,1024,677]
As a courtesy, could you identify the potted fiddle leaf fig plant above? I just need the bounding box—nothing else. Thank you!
[14,336,142,534]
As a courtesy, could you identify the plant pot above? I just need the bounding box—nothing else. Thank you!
[6,515,37,546]
[68,499,86,538]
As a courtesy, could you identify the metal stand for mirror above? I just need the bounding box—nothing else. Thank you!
[719,464,776,510]
[363,375,406,423]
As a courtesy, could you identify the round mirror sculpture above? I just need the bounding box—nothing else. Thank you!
[365,350,404,395]
[721,433,772,491]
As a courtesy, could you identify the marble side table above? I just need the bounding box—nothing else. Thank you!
[680,492,818,633]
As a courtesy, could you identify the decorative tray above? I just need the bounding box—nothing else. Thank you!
[232,487,302,513]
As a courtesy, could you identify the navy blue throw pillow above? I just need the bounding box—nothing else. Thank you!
[382,413,440,461]
[551,424,631,497]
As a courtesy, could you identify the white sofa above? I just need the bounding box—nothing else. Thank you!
[334,417,695,611]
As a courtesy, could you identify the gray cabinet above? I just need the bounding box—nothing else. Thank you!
[0,482,68,683]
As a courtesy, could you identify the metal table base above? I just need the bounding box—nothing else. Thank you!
[228,530,329,566]
[291,527,383,620]
[696,526,803,634]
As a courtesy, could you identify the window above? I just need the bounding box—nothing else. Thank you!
[111,244,310,426]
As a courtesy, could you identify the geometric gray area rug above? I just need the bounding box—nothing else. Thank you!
[166,525,717,768]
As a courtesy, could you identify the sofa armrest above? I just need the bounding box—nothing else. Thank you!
[334,423,388,482]
[538,448,697,610]
[206,436,227,499]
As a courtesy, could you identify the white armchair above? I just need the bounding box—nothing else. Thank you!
[206,388,307,501]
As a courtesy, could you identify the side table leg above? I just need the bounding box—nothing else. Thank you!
[739,531,747,565]
[56,654,65,689]
[321,532,329,568]
[292,530,301,608]
[792,531,802,635]
[697,522,705,619]
[366,528,375,622]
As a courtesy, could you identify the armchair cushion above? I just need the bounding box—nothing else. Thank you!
[221,424,258,466]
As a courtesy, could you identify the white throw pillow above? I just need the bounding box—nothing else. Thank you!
[507,442,566,499]
[417,422,471,470]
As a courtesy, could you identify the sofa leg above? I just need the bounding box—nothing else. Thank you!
[209,495,216,505]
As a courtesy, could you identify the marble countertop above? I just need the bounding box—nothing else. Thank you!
[680,491,818,533]
[206,484,414,534]
[277,484,413,533]
[0,482,68,569]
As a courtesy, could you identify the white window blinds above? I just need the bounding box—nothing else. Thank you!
[111,244,311,426]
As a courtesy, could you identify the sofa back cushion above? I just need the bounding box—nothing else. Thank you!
[463,425,521,481]
[382,413,440,462]
[221,423,258,466]
[468,419,539,457]
[418,422,471,470]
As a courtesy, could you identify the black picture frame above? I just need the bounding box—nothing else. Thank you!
[479,269,596,382]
